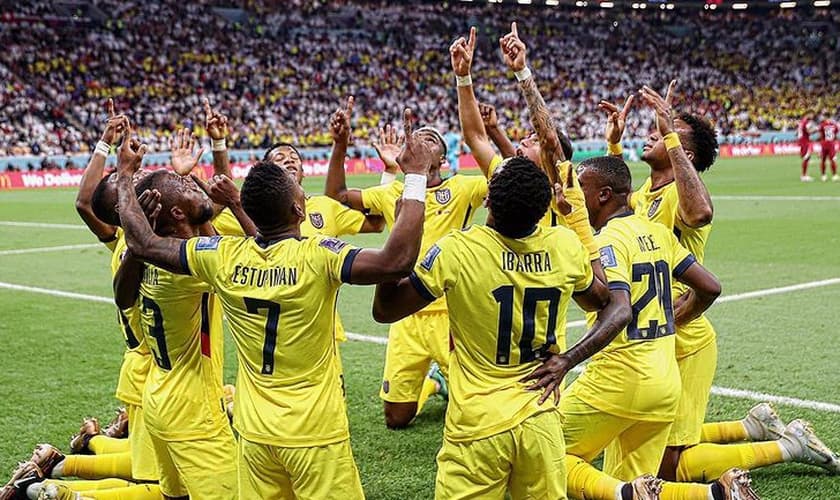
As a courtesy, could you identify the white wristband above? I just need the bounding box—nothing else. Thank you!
[456,74,472,87]
[402,174,427,202]
[94,141,110,158]
[211,138,227,152]
[514,66,532,82]
[380,171,397,185]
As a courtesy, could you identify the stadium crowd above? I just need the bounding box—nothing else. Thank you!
[0,1,837,157]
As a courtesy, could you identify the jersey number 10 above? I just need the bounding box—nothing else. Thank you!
[492,286,561,366]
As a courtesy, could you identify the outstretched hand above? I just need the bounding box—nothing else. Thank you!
[372,123,404,173]
[395,108,435,176]
[519,353,572,405]
[170,128,206,176]
[598,94,635,145]
[639,80,677,136]
[329,96,355,143]
[499,22,527,72]
[450,27,477,77]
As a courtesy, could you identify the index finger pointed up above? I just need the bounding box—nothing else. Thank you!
[346,95,354,115]
[621,94,635,117]
[203,98,212,117]
[107,98,116,118]
[468,26,476,50]
[402,108,414,145]
[665,79,677,106]
[566,162,574,189]
[511,21,518,38]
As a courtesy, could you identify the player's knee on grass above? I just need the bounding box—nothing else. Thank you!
[384,401,418,429]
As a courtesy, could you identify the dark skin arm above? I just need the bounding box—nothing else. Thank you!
[673,262,721,325]
[113,251,144,310]
[204,98,232,179]
[481,103,517,159]
[195,174,258,237]
[373,277,431,324]
[325,97,367,211]
[359,215,386,233]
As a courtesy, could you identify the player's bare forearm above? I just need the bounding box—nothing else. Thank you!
[347,199,424,284]
[518,76,564,183]
[487,125,516,159]
[457,86,495,175]
[115,175,187,274]
[325,138,365,210]
[572,261,609,312]
[113,252,144,310]
[670,148,713,227]
[372,279,431,323]
[564,289,631,366]
[229,203,257,237]
[211,150,230,179]
[76,152,117,242]
[360,215,386,234]
[674,263,721,325]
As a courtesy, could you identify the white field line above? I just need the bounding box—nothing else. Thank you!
[0,221,88,229]
[713,195,840,201]
[0,243,101,256]
[2,278,840,413]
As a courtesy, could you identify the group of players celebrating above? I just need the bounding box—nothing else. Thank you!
[3,22,839,500]
[798,112,838,182]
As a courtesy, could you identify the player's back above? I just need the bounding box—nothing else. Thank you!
[575,213,690,420]
[820,120,838,142]
[412,224,592,442]
[183,234,355,447]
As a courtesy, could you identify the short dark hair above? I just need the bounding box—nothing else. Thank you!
[241,161,298,229]
[262,142,302,162]
[91,172,120,226]
[677,113,718,172]
[556,126,574,162]
[488,157,551,238]
[578,156,632,195]
[134,170,170,198]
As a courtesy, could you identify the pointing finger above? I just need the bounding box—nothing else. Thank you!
[347,95,355,115]
[621,94,635,117]
[665,79,677,106]
[511,21,518,38]
[468,26,476,50]
[107,98,115,118]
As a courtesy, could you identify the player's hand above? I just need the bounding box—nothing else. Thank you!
[169,128,206,176]
[449,27,476,77]
[639,80,677,136]
[396,108,435,176]
[100,99,129,145]
[554,162,586,217]
[203,174,241,208]
[137,188,162,231]
[499,22,527,72]
[479,102,499,129]
[598,94,634,145]
[520,353,572,406]
[372,123,404,174]
[116,125,147,177]
[329,96,354,144]
[203,98,229,141]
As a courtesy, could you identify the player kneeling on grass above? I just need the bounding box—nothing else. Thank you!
[373,156,626,500]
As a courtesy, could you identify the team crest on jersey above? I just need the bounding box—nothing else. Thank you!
[434,188,452,205]
[599,245,618,268]
[319,237,347,254]
[309,212,325,229]
[647,198,663,218]
[195,235,221,251]
[420,244,442,271]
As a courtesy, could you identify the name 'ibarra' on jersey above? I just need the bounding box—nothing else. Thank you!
[501,251,552,273]
[231,265,298,287]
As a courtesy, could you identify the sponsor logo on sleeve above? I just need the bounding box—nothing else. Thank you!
[319,237,348,254]
[599,245,618,268]
[420,244,442,271]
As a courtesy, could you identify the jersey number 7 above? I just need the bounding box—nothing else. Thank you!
[244,297,281,375]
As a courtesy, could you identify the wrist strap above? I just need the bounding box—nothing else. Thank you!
[380,171,396,185]
[514,66,532,82]
[211,138,227,152]
[455,74,472,87]
[402,174,427,202]
[663,132,681,151]
[94,141,110,158]
[606,142,624,156]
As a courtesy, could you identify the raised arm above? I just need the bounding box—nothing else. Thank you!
[451,27,496,177]
[500,22,564,184]
[673,261,721,325]
[641,82,713,228]
[204,98,231,178]
[324,96,366,211]
[480,103,516,159]
[75,99,126,242]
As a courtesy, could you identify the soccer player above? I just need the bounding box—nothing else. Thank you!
[115,110,435,499]
[372,156,622,500]
[325,99,491,430]
[817,112,838,182]
[797,113,817,182]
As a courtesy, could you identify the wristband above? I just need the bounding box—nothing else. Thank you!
[663,132,681,151]
[211,138,227,152]
[402,174,427,202]
[380,171,397,185]
[606,142,624,156]
[455,74,472,87]
[514,66,532,82]
[94,141,110,158]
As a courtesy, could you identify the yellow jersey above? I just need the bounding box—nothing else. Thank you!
[108,230,152,408]
[138,265,227,441]
[631,178,714,356]
[488,154,565,230]
[183,234,357,447]
[575,212,694,422]
[411,224,593,442]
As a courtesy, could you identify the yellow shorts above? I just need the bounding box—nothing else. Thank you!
[669,340,718,447]
[380,310,450,403]
[151,426,236,499]
[561,393,672,481]
[435,410,566,500]
[126,404,157,482]
[238,437,364,500]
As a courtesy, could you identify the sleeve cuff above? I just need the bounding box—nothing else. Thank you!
[673,254,697,278]
[572,275,596,297]
[340,248,361,283]
[409,272,438,302]
[179,240,191,275]
[608,281,631,293]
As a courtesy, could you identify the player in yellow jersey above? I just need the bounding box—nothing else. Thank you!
[113,112,436,499]
[604,84,840,485]
[324,97,492,429]
[452,26,569,228]
[372,156,630,500]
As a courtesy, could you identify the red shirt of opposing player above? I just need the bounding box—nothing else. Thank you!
[819,120,838,157]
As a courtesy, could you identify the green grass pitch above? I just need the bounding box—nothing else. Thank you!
[0,156,839,499]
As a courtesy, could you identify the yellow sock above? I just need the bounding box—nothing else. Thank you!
[676,442,784,482]
[660,482,711,500]
[416,377,438,415]
[566,454,622,500]
[61,452,133,480]
[700,421,749,444]
[82,484,162,500]
[49,479,133,491]
[89,436,131,455]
